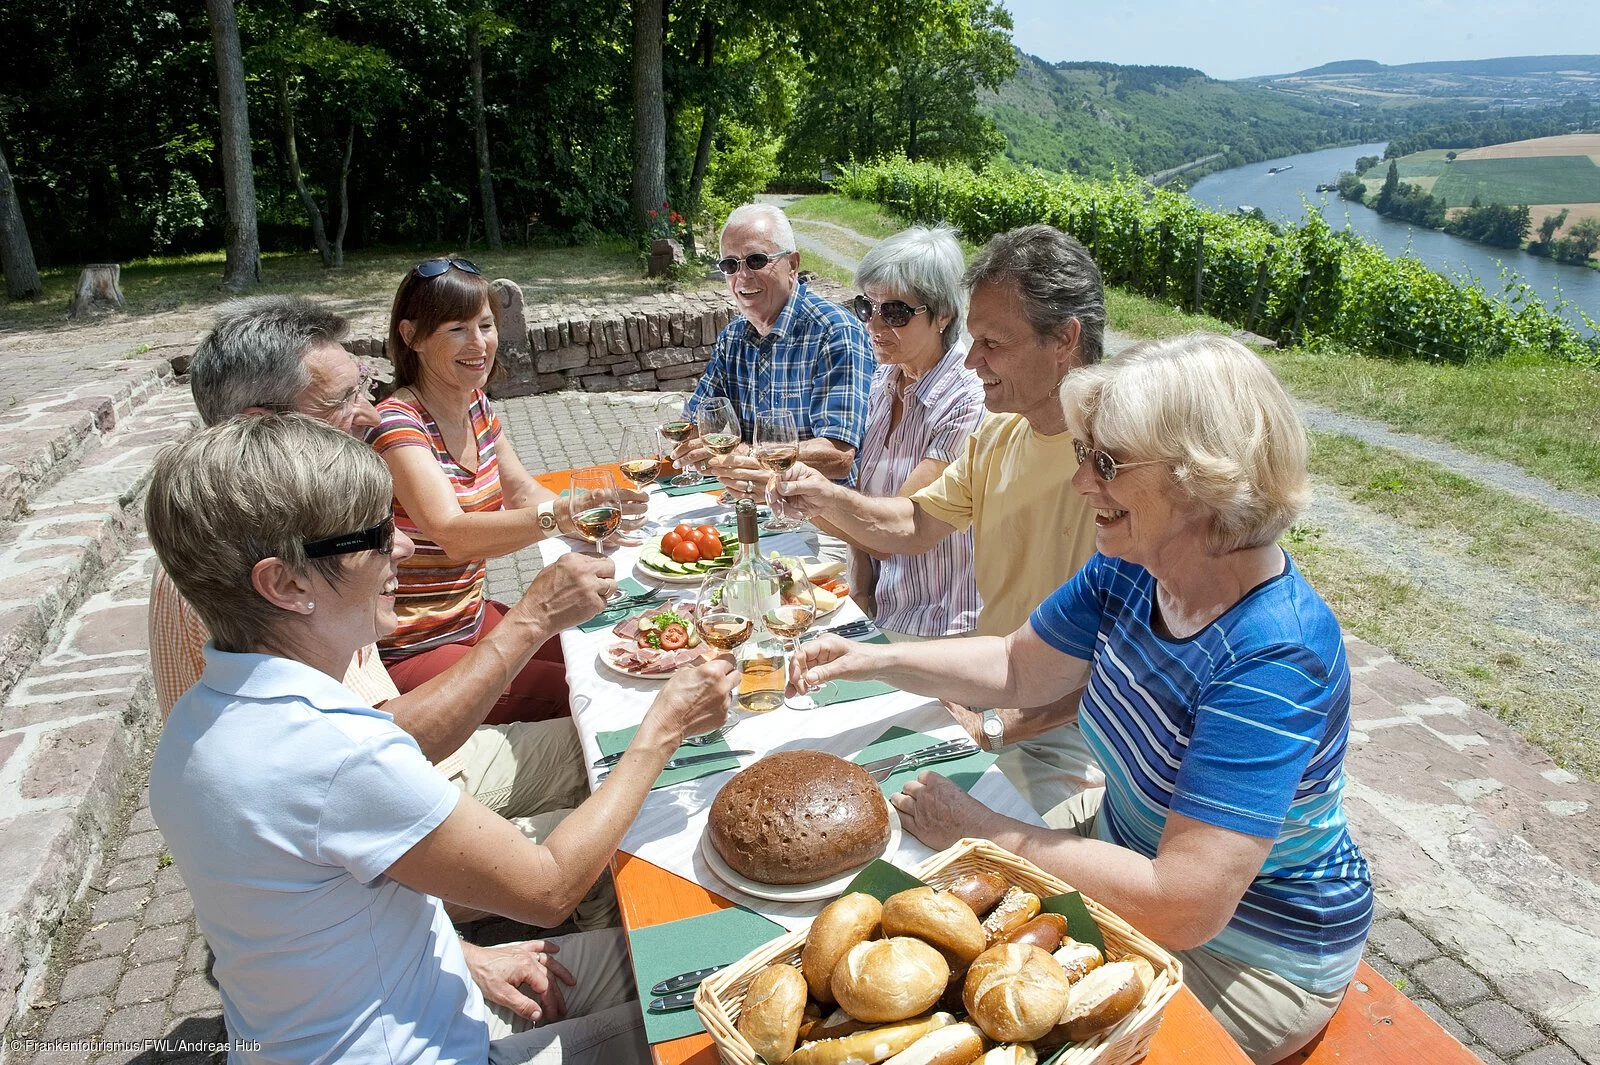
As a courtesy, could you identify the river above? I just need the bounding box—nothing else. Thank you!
[1185,142,1600,327]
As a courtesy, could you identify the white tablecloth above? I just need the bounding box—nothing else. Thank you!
[543,488,1044,931]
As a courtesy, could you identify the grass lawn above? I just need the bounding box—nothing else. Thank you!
[1,240,711,334]
[1432,155,1600,208]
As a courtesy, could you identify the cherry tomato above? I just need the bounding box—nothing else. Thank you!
[829,581,850,596]
[661,531,684,553]
[670,540,701,564]
[672,523,695,540]
[695,524,719,537]
[693,530,724,558]
[658,623,689,651]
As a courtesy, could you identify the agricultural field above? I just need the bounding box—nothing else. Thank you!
[1362,133,1600,237]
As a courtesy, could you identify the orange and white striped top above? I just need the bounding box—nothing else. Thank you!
[367,389,506,664]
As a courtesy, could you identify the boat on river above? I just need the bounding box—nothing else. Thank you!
[1267,164,1295,175]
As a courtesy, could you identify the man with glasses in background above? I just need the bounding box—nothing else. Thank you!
[776,225,1110,819]
[671,203,873,484]
[148,296,621,945]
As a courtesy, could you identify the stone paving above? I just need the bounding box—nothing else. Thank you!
[1,340,1596,1061]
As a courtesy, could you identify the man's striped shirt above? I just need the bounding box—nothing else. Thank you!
[1030,552,1372,992]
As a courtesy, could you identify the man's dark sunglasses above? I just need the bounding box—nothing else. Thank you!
[850,295,928,329]
[715,250,791,276]
[414,257,482,279]
[303,515,395,559]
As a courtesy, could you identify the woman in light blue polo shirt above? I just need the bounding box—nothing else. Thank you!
[792,334,1372,1064]
[145,414,735,1065]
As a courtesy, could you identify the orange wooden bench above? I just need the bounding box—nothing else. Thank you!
[1293,961,1484,1064]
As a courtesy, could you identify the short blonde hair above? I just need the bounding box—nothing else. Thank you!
[144,414,393,652]
[1061,333,1309,553]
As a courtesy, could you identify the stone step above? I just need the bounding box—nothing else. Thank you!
[0,539,160,1030]
[0,383,196,707]
[0,358,176,527]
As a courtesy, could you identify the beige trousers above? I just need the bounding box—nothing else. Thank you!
[1044,788,1347,1065]
[485,928,648,1065]
[995,719,1105,816]
[447,720,619,931]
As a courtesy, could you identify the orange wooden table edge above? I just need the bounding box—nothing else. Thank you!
[611,852,1252,1065]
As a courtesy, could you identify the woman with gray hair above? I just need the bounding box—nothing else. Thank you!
[145,414,734,1065]
[837,224,986,637]
[793,334,1372,1063]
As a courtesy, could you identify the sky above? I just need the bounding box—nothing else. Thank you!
[1000,0,1600,81]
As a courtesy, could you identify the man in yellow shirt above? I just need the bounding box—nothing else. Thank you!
[778,224,1105,814]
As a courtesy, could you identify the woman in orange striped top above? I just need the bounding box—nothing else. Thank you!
[369,258,642,723]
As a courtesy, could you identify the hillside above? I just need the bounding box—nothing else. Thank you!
[982,50,1404,178]
[1256,55,1600,108]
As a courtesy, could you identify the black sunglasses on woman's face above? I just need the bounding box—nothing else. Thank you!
[303,515,395,559]
[850,295,928,329]
[413,257,482,279]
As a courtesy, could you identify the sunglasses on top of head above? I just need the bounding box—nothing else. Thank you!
[413,257,482,279]
[850,295,929,329]
[715,250,791,276]
[302,515,395,559]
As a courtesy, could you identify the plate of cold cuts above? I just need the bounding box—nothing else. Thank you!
[599,600,715,679]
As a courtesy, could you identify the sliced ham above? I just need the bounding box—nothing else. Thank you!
[613,616,642,640]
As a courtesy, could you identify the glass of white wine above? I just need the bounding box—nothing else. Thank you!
[615,425,663,543]
[766,557,825,709]
[754,409,803,532]
[659,406,701,487]
[569,468,625,600]
[695,564,786,717]
[697,397,743,508]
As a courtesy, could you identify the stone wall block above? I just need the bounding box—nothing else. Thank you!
[655,360,710,381]
[607,358,641,376]
[642,315,661,349]
[700,311,718,342]
[570,320,590,344]
[579,373,624,393]
[529,325,550,352]
[534,349,590,374]
[640,347,699,371]
[616,371,658,390]
[622,318,638,352]
[536,373,567,394]
[542,325,560,350]
[669,316,685,345]
[604,319,628,356]
[556,321,570,348]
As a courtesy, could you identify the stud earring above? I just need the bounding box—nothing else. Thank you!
[306,601,316,613]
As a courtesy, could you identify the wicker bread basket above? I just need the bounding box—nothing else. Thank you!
[695,837,1183,1065]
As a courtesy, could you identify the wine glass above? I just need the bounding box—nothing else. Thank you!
[766,557,826,709]
[569,468,625,600]
[697,397,743,507]
[691,569,757,726]
[659,405,700,487]
[616,425,663,543]
[754,409,803,532]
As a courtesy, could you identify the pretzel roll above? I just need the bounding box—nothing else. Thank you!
[1001,913,1067,953]
[737,963,808,1064]
[961,943,1072,1043]
[832,937,951,1023]
[881,1022,985,1065]
[788,1012,955,1065]
[980,888,1040,947]
[803,892,883,1004]
[882,887,987,968]
[1051,939,1104,983]
[1052,959,1149,1042]
[942,870,1008,918]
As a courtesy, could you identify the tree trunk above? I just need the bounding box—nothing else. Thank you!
[69,264,125,318]
[682,18,717,257]
[0,141,42,300]
[630,0,668,234]
[333,121,354,269]
[205,0,261,291]
[467,19,502,250]
[279,74,332,267]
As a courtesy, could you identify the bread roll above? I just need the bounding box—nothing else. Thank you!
[1001,913,1067,953]
[980,888,1040,946]
[1052,939,1103,983]
[809,1008,877,1043]
[738,963,808,1064]
[942,871,1008,918]
[1053,959,1149,1042]
[788,1012,955,1065]
[880,1022,985,1065]
[803,893,883,1004]
[832,937,951,1023]
[882,887,987,968]
[978,1047,1037,1065]
[961,942,1072,1043]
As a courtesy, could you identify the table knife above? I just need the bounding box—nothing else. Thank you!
[647,989,699,1013]
[596,749,752,782]
[650,963,728,996]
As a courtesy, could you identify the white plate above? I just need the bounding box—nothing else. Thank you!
[596,643,710,681]
[699,806,904,903]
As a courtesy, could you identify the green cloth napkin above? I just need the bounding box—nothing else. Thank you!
[576,578,655,632]
[852,724,998,797]
[657,477,721,497]
[810,633,895,706]
[627,906,786,1044]
[842,858,927,901]
[595,724,742,788]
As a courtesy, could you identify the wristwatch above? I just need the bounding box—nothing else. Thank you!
[537,499,559,535]
[980,709,1005,751]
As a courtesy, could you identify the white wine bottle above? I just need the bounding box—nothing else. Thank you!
[726,500,785,713]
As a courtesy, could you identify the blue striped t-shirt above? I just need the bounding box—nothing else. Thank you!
[1030,552,1372,993]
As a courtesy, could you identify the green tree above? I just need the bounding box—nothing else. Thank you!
[206,0,261,289]
[1537,208,1570,245]
[1377,160,1400,212]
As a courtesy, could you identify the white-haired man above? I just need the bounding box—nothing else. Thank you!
[673,203,874,483]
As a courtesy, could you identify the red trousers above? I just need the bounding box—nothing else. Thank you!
[385,600,571,724]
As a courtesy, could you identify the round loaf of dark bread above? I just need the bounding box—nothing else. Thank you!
[709,750,890,884]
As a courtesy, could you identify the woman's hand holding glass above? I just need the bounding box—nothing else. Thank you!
[766,558,822,708]
[615,425,664,543]
[754,410,803,531]
[773,461,836,520]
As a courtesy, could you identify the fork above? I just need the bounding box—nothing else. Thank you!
[865,739,981,782]
[592,727,731,768]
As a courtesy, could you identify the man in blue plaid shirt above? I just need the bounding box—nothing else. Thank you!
[675,203,874,484]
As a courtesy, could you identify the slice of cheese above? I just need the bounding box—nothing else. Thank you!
[802,557,847,582]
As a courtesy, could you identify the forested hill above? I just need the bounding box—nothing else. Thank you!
[982,49,1390,178]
